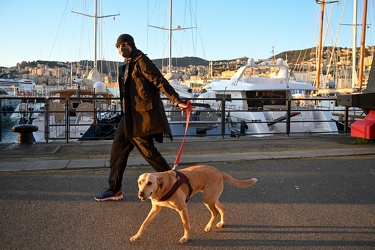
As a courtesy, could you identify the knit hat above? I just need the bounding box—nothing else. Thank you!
[116,34,135,48]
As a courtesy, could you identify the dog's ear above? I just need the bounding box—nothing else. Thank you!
[157,176,164,189]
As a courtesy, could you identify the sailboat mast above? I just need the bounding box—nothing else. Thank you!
[358,0,368,89]
[71,0,119,83]
[352,0,358,89]
[316,0,325,89]
[169,0,173,74]
[94,0,98,69]
[315,0,339,90]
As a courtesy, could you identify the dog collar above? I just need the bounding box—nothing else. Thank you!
[159,170,193,202]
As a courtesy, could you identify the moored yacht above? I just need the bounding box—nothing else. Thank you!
[0,87,21,122]
[197,58,338,136]
[0,73,36,96]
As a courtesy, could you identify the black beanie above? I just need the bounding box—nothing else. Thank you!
[116,34,135,48]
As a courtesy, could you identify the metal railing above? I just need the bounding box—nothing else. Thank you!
[1,96,359,143]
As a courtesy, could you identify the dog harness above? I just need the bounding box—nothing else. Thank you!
[159,170,193,202]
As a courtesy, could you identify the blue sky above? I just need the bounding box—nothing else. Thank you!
[1,0,373,68]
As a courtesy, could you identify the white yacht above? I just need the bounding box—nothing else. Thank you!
[0,73,36,96]
[0,87,21,122]
[197,58,338,136]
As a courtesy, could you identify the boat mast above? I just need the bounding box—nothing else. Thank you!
[316,0,325,89]
[352,0,358,89]
[169,0,173,74]
[94,0,98,70]
[148,0,196,74]
[315,0,339,89]
[71,0,119,83]
[358,0,368,89]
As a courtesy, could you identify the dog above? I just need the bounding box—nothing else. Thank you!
[130,165,257,243]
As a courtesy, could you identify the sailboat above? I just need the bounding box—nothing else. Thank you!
[315,0,371,95]
[148,0,228,137]
[70,0,122,140]
[336,0,375,139]
[148,0,194,101]
[21,0,122,142]
[311,0,370,128]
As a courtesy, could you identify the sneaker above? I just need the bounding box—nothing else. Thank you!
[94,189,123,201]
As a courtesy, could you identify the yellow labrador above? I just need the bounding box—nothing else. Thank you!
[130,165,257,243]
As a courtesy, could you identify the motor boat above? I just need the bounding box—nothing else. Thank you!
[0,73,36,96]
[197,58,338,136]
[0,87,21,122]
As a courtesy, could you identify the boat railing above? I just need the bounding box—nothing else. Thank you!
[0,95,358,143]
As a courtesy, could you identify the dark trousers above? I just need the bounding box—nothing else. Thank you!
[108,116,171,191]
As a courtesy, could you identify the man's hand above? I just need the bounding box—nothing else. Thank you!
[177,101,191,116]
[177,102,189,110]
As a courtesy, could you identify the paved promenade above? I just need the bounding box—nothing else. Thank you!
[1,134,375,249]
[1,134,375,172]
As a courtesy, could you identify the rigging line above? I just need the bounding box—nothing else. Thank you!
[69,5,81,63]
[191,1,198,57]
[184,0,196,56]
[293,6,321,74]
[48,0,71,64]
[190,0,206,59]
[192,0,199,57]
[159,0,168,66]
[369,1,374,50]
[146,0,159,55]
[147,0,160,59]
[147,0,159,24]
[326,0,347,80]
[73,0,91,73]
[322,3,335,49]
[111,0,121,16]
[177,0,194,59]
[147,0,149,53]
[180,1,189,57]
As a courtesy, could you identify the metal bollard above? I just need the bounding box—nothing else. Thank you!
[12,124,39,144]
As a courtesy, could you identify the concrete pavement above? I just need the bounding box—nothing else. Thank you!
[1,157,375,249]
[1,134,375,172]
[1,134,375,249]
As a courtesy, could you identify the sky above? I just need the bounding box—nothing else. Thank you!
[1,0,374,68]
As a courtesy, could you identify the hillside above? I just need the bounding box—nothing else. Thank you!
[152,56,209,68]
[6,46,375,74]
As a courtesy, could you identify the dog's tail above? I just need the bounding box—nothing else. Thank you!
[222,172,257,188]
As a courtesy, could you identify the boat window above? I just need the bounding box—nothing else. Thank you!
[240,65,284,79]
[246,91,286,108]
[216,94,231,102]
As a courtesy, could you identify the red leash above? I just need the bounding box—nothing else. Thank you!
[172,101,192,170]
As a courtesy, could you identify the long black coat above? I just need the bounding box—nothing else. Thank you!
[118,49,182,140]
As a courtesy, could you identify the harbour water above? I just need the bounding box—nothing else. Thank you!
[1,116,20,143]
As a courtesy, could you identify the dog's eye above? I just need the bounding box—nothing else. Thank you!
[147,181,152,186]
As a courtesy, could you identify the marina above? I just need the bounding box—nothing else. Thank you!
[1,0,375,143]
[1,2,375,248]
[0,94,361,144]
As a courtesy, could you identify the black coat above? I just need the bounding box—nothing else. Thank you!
[118,49,182,140]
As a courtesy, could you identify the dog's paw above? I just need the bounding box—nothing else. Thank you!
[216,222,224,228]
[179,236,188,243]
[204,224,212,232]
[129,235,139,242]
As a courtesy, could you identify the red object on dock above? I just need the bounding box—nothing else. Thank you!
[351,110,375,139]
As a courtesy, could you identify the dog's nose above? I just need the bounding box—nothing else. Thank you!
[138,191,144,198]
